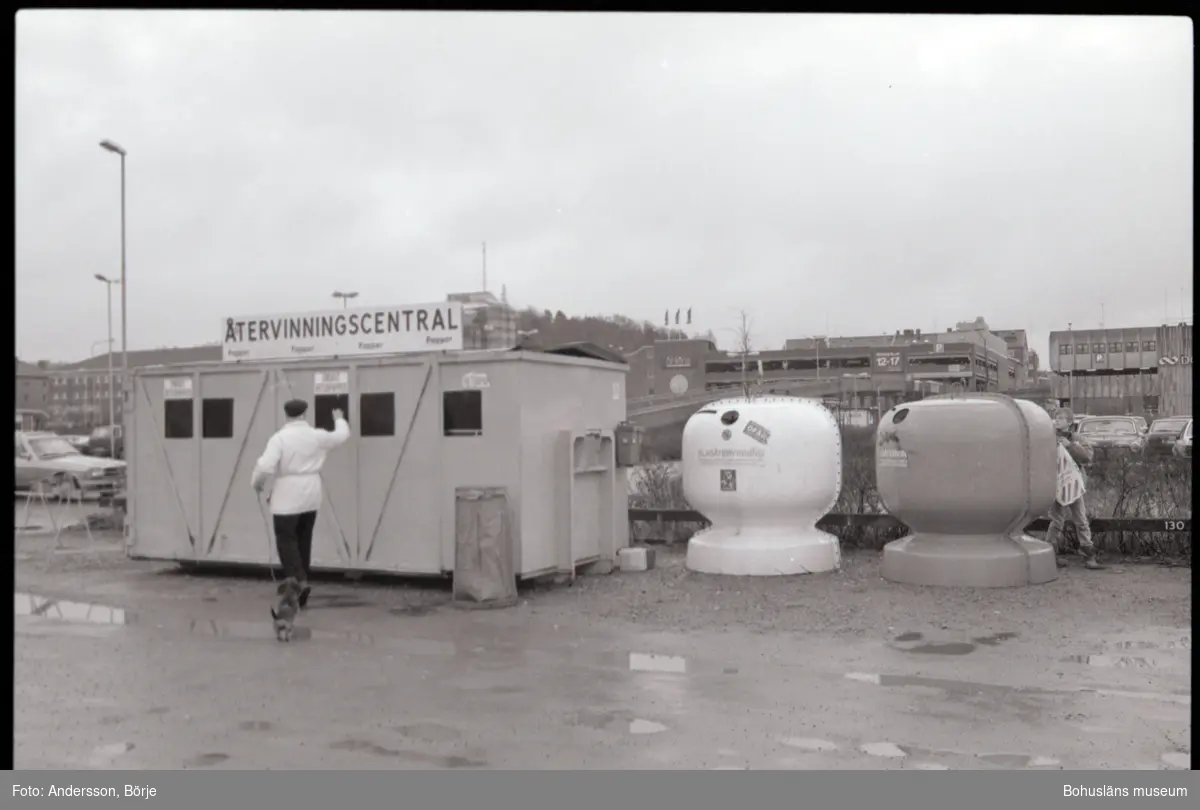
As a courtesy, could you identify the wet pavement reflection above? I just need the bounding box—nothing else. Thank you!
[15,589,1192,770]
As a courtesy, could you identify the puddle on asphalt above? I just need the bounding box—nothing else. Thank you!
[628,718,669,735]
[16,593,130,625]
[846,670,1190,705]
[908,642,976,656]
[15,591,788,689]
[1062,655,1164,669]
[854,739,1062,769]
[892,631,1019,656]
[629,652,688,673]
[15,591,455,651]
[329,738,486,768]
[1113,639,1190,651]
[979,753,1061,768]
[564,708,669,736]
[780,737,840,752]
[18,590,708,682]
[860,742,906,758]
[184,753,230,768]
[973,632,1019,647]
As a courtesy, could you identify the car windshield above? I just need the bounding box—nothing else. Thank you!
[28,437,81,458]
[1080,420,1136,435]
[1151,420,1189,434]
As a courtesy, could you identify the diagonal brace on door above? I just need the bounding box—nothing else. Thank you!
[138,378,197,550]
[363,360,434,563]
[205,371,270,555]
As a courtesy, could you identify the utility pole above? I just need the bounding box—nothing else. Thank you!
[482,242,487,292]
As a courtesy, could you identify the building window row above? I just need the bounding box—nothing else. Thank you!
[1060,341,1156,355]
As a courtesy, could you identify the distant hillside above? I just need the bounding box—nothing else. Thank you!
[516,308,706,354]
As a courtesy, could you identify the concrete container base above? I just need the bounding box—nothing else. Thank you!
[686,527,841,576]
[881,533,1059,588]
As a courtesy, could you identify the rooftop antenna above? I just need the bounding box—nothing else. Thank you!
[481,242,487,292]
[1100,301,1104,330]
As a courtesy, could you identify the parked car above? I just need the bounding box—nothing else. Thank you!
[1145,417,1191,457]
[1172,420,1192,459]
[86,425,124,459]
[63,434,91,452]
[15,431,126,498]
[1074,416,1145,455]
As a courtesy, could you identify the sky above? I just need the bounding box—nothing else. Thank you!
[16,11,1194,363]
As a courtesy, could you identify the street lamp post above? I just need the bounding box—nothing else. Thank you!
[94,274,120,457]
[332,291,359,309]
[98,140,128,415]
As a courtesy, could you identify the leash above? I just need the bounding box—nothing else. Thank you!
[257,492,277,583]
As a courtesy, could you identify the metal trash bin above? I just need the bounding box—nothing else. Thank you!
[453,487,518,608]
[614,421,644,467]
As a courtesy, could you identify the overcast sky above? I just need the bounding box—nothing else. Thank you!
[16,11,1193,362]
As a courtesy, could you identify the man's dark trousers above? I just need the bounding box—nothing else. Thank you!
[273,511,316,588]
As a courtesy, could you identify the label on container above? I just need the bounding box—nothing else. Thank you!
[878,448,909,468]
[314,371,349,395]
[697,447,766,467]
[462,372,490,389]
[720,469,737,492]
[163,378,194,399]
[743,420,771,445]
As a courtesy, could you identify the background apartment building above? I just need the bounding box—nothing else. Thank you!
[16,358,51,412]
[44,345,223,432]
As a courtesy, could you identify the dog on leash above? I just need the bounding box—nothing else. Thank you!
[270,577,302,642]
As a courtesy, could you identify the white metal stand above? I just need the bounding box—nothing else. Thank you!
[18,472,94,547]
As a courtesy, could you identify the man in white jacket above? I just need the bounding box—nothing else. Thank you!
[252,398,351,607]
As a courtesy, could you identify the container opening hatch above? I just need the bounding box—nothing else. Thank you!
[314,394,350,430]
[444,390,483,437]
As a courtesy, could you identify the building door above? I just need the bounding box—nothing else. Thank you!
[196,369,275,564]
[355,361,442,574]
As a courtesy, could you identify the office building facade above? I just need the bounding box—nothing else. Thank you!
[1048,323,1192,417]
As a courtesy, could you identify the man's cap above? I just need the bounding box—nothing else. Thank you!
[283,399,308,418]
